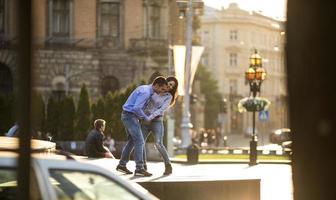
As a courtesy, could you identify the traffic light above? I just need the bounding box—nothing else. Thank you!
[219,99,227,113]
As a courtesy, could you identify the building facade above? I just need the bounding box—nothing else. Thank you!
[200,3,288,136]
[0,0,179,100]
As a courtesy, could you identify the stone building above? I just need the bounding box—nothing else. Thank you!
[199,3,288,136]
[0,0,182,100]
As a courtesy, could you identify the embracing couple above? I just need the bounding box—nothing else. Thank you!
[116,76,179,177]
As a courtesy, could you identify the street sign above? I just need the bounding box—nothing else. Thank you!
[258,110,269,121]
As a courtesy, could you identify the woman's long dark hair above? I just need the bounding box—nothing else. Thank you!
[166,76,178,106]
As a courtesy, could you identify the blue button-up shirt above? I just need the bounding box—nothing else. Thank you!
[144,92,172,120]
[122,84,154,121]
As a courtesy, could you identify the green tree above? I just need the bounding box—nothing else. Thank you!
[195,65,223,129]
[0,94,14,135]
[31,92,46,138]
[75,84,91,140]
[59,96,75,140]
[104,91,116,137]
[46,96,60,139]
[92,97,105,122]
[104,83,137,141]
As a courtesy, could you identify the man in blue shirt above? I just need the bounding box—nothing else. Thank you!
[117,76,167,176]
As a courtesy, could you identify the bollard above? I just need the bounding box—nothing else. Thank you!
[187,144,200,164]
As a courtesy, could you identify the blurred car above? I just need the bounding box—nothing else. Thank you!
[269,128,292,150]
[0,136,158,200]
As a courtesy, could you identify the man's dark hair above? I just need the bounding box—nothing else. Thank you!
[94,119,106,130]
[152,76,167,86]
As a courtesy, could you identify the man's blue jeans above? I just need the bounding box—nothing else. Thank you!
[119,111,145,170]
[141,117,171,164]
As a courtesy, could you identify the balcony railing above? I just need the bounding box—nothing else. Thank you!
[128,38,168,56]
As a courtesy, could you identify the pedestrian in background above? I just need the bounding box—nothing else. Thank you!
[104,134,116,154]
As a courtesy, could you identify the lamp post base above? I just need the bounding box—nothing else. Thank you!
[181,118,193,148]
[249,137,258,166]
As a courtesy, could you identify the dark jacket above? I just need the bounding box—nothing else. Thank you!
[85,129,107,158]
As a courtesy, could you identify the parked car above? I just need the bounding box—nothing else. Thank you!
[269,128,292,150]
[0,136,158,200]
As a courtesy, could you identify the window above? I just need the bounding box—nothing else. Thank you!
[229,79,237,95]
[0,63,13,94]
[49,169,140,200]
[48,0,71,38]
[229,30,238,40]
[101,76,120,96]
[150,5,160,38]
[229,53,237,66]
[99,2,120,38]
[0,0,5,36]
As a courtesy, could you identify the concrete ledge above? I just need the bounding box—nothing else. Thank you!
[140,179,260,200]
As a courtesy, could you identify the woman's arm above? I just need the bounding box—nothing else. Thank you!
[147,94,172,120]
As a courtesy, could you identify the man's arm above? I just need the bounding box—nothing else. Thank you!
[132,89,151,121]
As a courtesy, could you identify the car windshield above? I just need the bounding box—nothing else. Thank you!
[49,169,141,200]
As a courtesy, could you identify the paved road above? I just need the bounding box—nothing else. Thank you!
[86,158,293,200]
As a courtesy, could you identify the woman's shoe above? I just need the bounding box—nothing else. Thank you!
[163,163,172,175]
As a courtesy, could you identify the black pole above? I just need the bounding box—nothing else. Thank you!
[249,110,257,166]
[17,1,32,199]
[249,82,258,166]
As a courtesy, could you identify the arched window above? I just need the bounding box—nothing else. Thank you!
[0,63,13,94]
[101,76,119,96]
[51,76,66,100]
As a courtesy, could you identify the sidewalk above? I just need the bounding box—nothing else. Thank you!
[87,158,293,200]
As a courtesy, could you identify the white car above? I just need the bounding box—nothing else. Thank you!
[0,137,158,200]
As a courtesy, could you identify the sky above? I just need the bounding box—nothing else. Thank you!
[203,0,287,20]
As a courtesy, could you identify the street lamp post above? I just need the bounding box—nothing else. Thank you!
[245,49,267,165]
[180,0,193,148]
[176,0,204,148]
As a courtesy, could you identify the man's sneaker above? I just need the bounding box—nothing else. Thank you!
[134,169,152,177]
[116,164,132,174]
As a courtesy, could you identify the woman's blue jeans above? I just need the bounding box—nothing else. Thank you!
[141,117,171,164]
[119,111,145,170]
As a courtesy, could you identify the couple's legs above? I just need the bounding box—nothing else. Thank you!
[120,113,145,170]
[142,119,171,164]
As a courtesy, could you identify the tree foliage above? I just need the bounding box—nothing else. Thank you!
[105,83,137,141]
[31,92,46,137]
[74,84,91,140]
[0,94,14,135]
[59,96,75,140]
[46,96,60,139]
[195,65,223,129]
[91,97,105,122]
